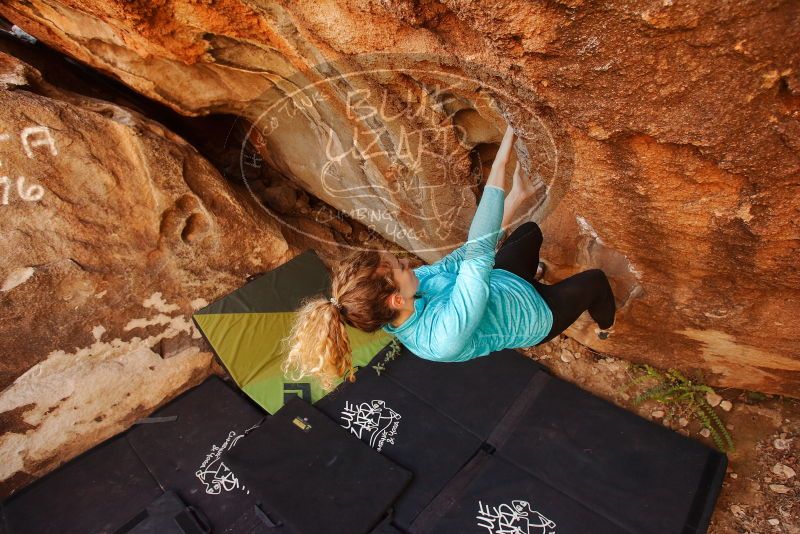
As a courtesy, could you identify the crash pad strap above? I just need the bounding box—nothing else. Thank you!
[410,372,550,532]
[132,416,178,425]
[409,450,491,533]
[253,504,280,528]
[485,371,551,449]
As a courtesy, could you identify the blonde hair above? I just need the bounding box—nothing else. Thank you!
[281,249,400,391]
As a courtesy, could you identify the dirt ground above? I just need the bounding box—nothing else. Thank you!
[517,335,799,534]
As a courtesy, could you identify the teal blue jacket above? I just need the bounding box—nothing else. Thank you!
[382,185,554,362]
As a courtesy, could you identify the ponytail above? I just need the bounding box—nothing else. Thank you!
[281,249,400,391]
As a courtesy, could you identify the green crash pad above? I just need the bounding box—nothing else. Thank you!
[192,249,394,414]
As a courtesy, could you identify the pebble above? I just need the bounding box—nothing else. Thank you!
[678,417,689,427]
[706,391,722,407]
[560,351,573,363]
[730,473,738,479]
[719,400,733,411]
[700,428,711,438]
[773,438,793,450]
[768,484,790,494]
[651,410,665,419]
[772,463,796,479]
[730,504,745,518]
[768,518,780,526]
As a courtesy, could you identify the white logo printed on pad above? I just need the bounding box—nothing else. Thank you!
[340,399,401,452]
[195,425,257,496]
[477,499,556,534]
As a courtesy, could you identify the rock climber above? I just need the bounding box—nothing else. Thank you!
[282,124,616,390]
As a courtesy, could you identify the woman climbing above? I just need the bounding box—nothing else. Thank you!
[282,124,616,391]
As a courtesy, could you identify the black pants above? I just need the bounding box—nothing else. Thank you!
[494,221,616,345]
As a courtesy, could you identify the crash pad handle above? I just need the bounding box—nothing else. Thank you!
[174,505,211,534]
[253,504,282,528]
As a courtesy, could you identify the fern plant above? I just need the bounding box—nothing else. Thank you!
[625,363,735,453]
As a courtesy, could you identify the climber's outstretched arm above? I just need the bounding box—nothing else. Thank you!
[485,124,516,193]
[427,125,515,360]
[414,124,516,281]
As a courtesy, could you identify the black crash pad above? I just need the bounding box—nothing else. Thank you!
[1,376,270,534]
[375,344,726,534]
[1,434,162,534]
[1,338,726,534]
[411,450,627,533]
[115,490,211,534]
[126,375,266,531]
[222,396,412,534]
[315,357,483,530]
[222,503,296,534]
[490,372,728,533]
[380,345,545,440]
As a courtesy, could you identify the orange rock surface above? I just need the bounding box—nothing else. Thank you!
[0,52,290,497]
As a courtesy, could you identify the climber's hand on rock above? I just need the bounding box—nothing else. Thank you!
[512,161,536,201]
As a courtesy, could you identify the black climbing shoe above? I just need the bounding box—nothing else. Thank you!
[594,324,615,340]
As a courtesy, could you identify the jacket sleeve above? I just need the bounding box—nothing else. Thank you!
[430,185,505,360]
[413,193,508,279]
[412,243,468,279]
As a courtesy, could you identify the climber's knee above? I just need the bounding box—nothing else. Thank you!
[517,220,543,241]
[586,268,610,285]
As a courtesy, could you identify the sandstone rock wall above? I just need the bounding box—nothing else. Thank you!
[0,0,798,496]
[0,52,291,497]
